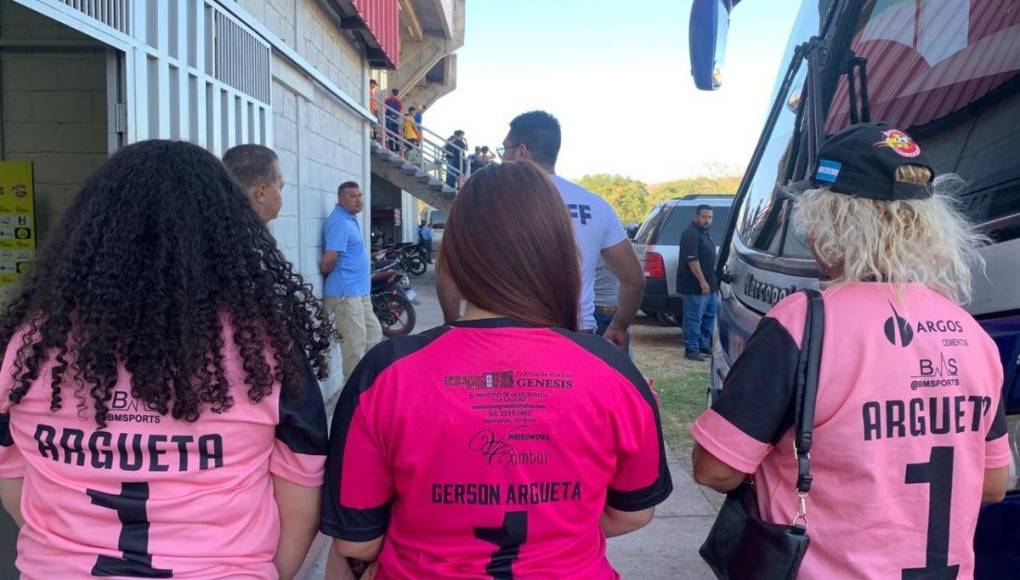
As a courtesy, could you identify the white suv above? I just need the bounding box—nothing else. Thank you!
[632,195,733,325]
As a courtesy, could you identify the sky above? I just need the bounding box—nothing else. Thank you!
[424,0,804,184]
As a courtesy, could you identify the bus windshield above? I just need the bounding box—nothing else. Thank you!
[824,0,1020,231]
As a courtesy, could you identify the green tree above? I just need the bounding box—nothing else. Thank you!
[576,174,651,224]
[648,176,741,206]
[577,174,743,225]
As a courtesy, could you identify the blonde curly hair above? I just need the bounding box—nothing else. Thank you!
[793,177,986,303]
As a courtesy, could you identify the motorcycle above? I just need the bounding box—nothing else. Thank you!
[374,243,427,276]
[371,259,417,337]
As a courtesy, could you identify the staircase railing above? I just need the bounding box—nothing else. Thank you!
[372,98,473,190]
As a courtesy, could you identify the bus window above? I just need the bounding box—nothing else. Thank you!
[778,0,1020,257]
[782,209,813,258]
[960,171,1020,243]
[735,1,819,251]
[428,209,447,229]
[824,1,1020,189]
[736,62,808,251]
[827,0,1020,135]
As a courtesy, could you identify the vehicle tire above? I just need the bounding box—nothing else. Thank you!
[656,311,682,327]
[378,294,416,337]
[406,256,427,276]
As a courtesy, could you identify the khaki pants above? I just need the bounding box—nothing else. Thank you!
[326,295,383,379]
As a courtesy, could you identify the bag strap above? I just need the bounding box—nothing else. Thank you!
[793,288,825,496]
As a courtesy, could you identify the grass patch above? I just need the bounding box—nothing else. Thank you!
[648,369,711,458]
[629,319,712,460]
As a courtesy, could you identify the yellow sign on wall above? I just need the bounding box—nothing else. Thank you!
[0,161,35,309]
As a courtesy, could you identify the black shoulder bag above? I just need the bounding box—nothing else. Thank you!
[699,289,825,580]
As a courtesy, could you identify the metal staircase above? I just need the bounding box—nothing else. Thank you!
[369,100,472,211]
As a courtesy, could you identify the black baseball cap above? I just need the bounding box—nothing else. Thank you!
[811,122,934,200]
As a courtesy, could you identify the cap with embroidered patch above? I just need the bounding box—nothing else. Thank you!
[811,122,934,200]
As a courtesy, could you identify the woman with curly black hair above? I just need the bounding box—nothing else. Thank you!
[0,140,334,579]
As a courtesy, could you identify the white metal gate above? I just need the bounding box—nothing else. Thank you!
[17,0,273,155]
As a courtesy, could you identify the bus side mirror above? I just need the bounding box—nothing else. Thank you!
[690,0,732,91]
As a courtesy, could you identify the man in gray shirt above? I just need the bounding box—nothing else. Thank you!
[594,258,630,356]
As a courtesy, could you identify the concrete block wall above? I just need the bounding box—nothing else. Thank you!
[1,1,108,243]
[251,0,370,395]
[270,81,365,292]
[250,0,375,400]
[238,0,370,295]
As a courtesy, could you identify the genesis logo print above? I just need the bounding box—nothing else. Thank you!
[884,303,914,347]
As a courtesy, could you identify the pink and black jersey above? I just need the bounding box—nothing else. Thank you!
[692,283,1008,579]
[0,324,328,579]
[321,318,672,579]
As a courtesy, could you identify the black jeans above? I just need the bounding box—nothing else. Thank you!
[445,163,458,187]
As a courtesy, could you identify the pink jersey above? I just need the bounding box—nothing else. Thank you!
[321,318,672,579]
[0,324,328,579]
[692,283,1008,579]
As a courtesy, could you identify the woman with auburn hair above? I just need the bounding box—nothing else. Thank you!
[692,123,1008,578]
[0,140,334,579]
[321,161,672,579]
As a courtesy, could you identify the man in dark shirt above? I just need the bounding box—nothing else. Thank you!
[444,130,467,187]
[384,88,402,152]
[677,204,718,361]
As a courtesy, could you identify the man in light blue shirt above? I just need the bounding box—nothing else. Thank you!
[320,181,381,378]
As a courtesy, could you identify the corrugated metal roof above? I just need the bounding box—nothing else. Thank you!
[353,0,401,69]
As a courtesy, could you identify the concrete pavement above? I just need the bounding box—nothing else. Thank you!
[606,447,719,579]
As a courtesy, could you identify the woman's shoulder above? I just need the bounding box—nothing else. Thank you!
[351,326,455,386]
[763,291,811,345]
[547,328,646,385]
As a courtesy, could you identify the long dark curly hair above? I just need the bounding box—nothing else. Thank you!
[0,140,333,428]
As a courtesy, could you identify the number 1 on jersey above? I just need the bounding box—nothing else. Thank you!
[87,482,173,578]
[903,446,959,580]
[475,511,528,580]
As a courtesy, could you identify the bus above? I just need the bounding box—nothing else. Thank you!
[691,0,1020,575]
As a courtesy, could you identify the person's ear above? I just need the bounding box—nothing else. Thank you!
[518,144,533,162]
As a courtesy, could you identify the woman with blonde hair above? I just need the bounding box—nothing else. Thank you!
[691,123,1008,578]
